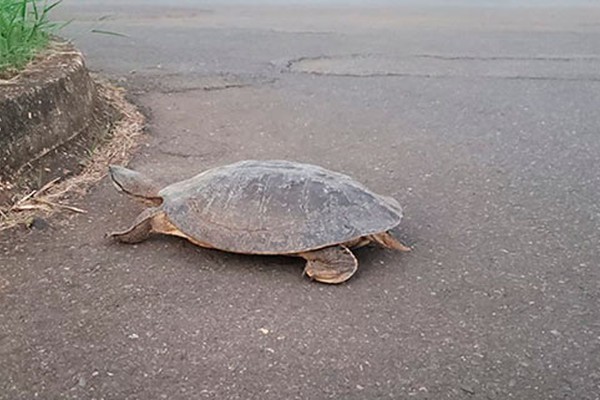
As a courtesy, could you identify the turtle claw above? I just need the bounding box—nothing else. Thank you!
[110,228,150,244]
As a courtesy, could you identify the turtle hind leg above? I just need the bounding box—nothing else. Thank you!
[370,231,411,252]
[299,245,358,284]
[109,208,161,244]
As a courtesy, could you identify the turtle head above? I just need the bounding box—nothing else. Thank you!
[109,165,163,206]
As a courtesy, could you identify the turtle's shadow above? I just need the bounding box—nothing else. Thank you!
[175,236,388,280]
[170,236,302,277]
[111,233,399,282]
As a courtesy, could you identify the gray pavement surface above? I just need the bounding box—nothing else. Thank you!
[2,1,600,399]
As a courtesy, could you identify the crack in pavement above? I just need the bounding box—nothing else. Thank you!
[150,78,278,95]
[158,83,251,94]
[158,149,198,158]
[157,148,230,160]
[282,53,369,70]
[414,54,600,62]
[266,29,335,35]
[294,70,600,82]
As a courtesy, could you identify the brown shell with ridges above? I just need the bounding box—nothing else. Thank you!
[158,160,403,254]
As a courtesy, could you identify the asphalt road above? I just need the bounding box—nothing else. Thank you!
[2,1,600,399]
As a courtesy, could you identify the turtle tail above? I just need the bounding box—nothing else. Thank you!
[109,165,163,206]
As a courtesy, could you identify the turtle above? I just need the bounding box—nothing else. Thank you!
[108,160,410,284]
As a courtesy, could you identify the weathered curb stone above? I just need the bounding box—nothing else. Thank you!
[0,41,116,185]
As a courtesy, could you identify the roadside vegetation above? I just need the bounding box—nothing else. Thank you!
[0,0,62,76]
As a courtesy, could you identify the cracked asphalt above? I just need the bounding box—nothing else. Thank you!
[2,1,600,399]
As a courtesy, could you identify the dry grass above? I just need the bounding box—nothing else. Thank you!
[0,80,145,230]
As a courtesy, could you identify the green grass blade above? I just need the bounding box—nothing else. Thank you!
[90,29,128,38]
[20,0,27,21]
[38,0,61,26]
[56,18,72,30]
[32,0,40,21]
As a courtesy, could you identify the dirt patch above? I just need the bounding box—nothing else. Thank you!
[286,53,600,81]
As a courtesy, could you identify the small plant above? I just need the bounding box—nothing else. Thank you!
[0,0,63,76]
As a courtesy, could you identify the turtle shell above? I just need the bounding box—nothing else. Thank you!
[159,160,403,254]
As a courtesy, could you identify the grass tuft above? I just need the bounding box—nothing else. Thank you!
[0,0,63,76]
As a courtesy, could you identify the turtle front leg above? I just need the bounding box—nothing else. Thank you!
[299,245,358,284]
[110,208,161,244]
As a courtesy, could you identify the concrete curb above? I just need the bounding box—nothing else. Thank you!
[0,41,116,185]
